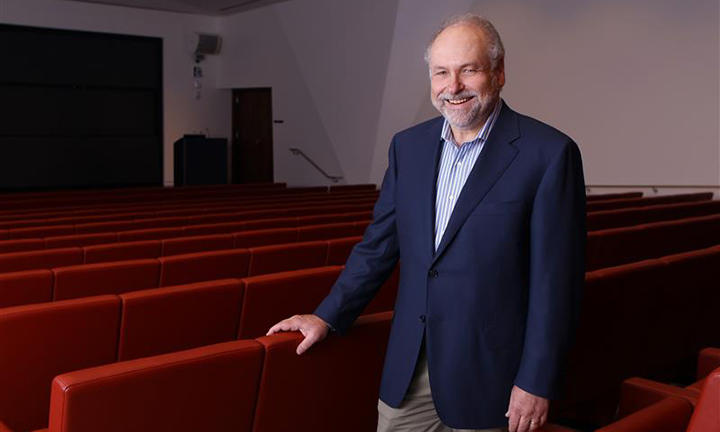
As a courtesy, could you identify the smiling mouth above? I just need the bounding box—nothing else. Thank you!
[445,96,473,105]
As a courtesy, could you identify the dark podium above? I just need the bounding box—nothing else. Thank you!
[173,135,229,186]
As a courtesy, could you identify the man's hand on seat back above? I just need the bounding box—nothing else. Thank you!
[266,314,330,355]
[505,385,549,432]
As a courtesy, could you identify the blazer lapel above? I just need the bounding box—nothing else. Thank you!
[416,119,445,262]
[431,103,520,265]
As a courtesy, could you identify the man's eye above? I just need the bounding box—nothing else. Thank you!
[434,71,447,76]
[462,69,477,74]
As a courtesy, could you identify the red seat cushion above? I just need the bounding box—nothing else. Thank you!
[118,279,243,361]
[253,312,392,432]
[237,267,342,339]
[0,296,120,432]
[247,241,328,276]
[53,259,160,300]
[158,249,250,286]
[48,340,263,432]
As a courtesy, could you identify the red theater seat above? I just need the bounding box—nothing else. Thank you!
[116,227,184,242]
[253,312,393,432]
[46,340,263,432]
[233,228,298,249]
[158,249,250,286]
[596,397,694,432]
[182,221,246,236]
[297,222,357,241]
[83,240,161,264]
[0,296,120,432]
[44,233,116,249]
[247,241,327,276]
[160,233,234,256]
[0,270,53,308]
[326,236,361,265]
[237,267,343,339]
[0,248,83,273]
[52,260,160,300]
[8,225,75,240]
[117,280,243,360]
[687,367,720,432]
[0,238,45,254]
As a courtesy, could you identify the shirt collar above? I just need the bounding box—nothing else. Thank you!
[440,98,503,147]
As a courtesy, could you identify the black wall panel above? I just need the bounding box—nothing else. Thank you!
[0,24,163,191]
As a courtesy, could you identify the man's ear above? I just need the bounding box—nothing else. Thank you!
[494,58,506,88]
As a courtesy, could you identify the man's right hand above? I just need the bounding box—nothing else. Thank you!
[266,314,330,355]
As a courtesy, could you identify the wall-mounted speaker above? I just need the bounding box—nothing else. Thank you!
[190,33,222,56]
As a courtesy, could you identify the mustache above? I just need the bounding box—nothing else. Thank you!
[437,91,479,102]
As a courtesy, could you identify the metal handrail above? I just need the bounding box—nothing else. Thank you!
[586,184,720,194]
[289,148,343,183]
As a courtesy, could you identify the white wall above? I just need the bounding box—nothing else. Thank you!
[0,0,231,186]
[218,0,720,193]
[2,0,717,192]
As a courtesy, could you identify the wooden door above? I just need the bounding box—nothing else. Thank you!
[232,88,273,183]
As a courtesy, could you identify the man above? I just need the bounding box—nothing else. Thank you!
[268,13,585,432]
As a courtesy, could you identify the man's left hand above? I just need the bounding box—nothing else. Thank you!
[505,385,549,432]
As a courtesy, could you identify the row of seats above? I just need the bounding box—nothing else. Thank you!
[0,183,377,211]
[2,210,718,308]
[586,192,713,212]
[595,349,720,432]
[555,244,720,425]
[0,189,377,222]
[587,199,720,231]
[587,213,720,270]
[0,234,366,308]
[0,191,378,229]
[586,192,643,201]
[0,311,393,432]
[0,200,375,239]
[0,269,397,431]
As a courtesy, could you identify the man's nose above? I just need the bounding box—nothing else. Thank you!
[447,74,464,94]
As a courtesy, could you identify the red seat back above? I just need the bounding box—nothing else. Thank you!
[233,228,297,248]
[326,236,361,265]
[158,249,250,286]
[297,222,357,241]
[161,233,234,256]
[247,241,328,276]
[83,240,161,264]
[0,296,120,432]
[53,260,160,300]
[0,248,83,273]
[0,270,53,308]
[253,312,392,432]
[118,280,243,361]
[237,267,342,339]
[48,340,263,432]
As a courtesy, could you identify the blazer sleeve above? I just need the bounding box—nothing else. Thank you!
[513,139,586,399]
[313,137,401,334]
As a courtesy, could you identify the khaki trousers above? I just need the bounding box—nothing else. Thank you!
[377,349,505,432]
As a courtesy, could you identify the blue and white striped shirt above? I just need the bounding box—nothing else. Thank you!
[434,100,503,250]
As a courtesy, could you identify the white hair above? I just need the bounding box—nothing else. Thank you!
[424,13,505,71]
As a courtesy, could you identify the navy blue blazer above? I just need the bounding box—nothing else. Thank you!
[314,102,586,429]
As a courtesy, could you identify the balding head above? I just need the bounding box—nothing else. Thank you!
[425,14,505,72]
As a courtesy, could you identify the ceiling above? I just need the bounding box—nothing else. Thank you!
[60,0,292,15]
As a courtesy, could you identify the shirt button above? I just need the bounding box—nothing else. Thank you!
[419,315,426,323]
[448,195,454,201]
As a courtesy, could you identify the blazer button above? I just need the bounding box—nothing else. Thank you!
[419,314,426,323]
[428,269,438,278]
